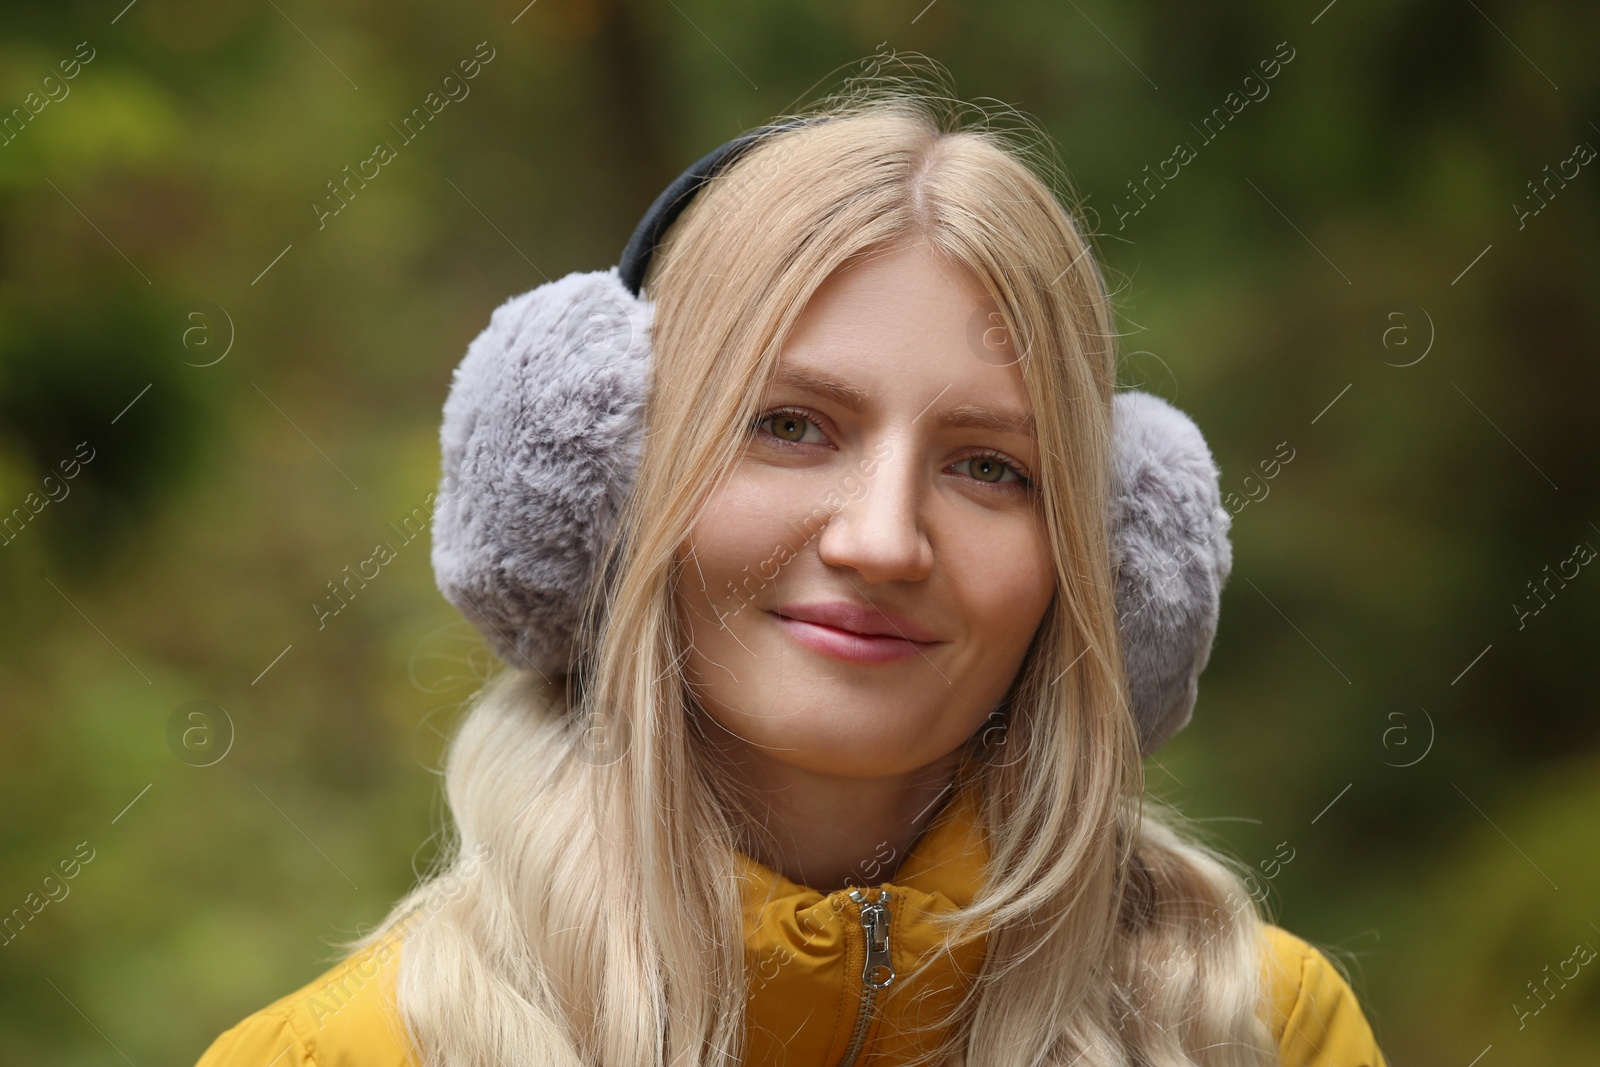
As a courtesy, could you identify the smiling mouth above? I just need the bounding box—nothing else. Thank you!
[775,615,902,639]
[769,612,932,664]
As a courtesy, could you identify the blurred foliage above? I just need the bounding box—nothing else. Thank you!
[0,1,1596,1064]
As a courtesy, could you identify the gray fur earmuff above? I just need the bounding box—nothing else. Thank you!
[429,123,1234,756]
[1106,390,1234,753]
[430,267,654,684]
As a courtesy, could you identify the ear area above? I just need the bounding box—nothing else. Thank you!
[431,265,654,677]
[1108,390,1234,755]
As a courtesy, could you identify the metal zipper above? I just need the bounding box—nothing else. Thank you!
[837,887,895,1067]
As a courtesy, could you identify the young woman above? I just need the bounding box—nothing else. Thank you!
[197,82,1388,1067]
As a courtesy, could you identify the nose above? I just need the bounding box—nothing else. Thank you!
[814,439,934,585]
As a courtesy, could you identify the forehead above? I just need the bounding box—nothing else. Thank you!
[771,244,1035,436]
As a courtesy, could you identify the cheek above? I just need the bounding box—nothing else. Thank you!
[672,471,809,719]
[675,473,799,612]
[946,513,1055,667]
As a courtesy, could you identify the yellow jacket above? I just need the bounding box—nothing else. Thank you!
[196,786,1388,1066]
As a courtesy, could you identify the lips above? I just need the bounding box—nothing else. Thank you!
[769,600,943,643]
[770,614,930,665]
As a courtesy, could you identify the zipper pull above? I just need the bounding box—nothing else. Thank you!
[851,888,895,989]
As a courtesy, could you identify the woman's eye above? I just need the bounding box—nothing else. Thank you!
[751,408,828,446]
[954,454,1031,492]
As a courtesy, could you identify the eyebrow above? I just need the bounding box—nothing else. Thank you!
[935,401,1037,438]
[771,367,1036,438]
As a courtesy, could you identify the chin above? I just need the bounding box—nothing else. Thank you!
[774,748,934,779]
[756,717,952,773]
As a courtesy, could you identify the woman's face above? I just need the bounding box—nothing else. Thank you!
[673,240,1056,781]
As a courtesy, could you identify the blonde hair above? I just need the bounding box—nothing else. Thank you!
[348,57,1280,1067]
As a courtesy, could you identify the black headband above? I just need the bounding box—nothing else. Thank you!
[616,117,823,297]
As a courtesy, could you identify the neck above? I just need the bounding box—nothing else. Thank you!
[712,734,965,893]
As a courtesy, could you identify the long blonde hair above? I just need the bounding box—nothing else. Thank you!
[349,61,1280,1067]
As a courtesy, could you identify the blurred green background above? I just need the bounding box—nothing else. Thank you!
[1,0,1596,1063]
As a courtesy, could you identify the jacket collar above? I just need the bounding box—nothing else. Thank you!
[734,783,991,1066]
